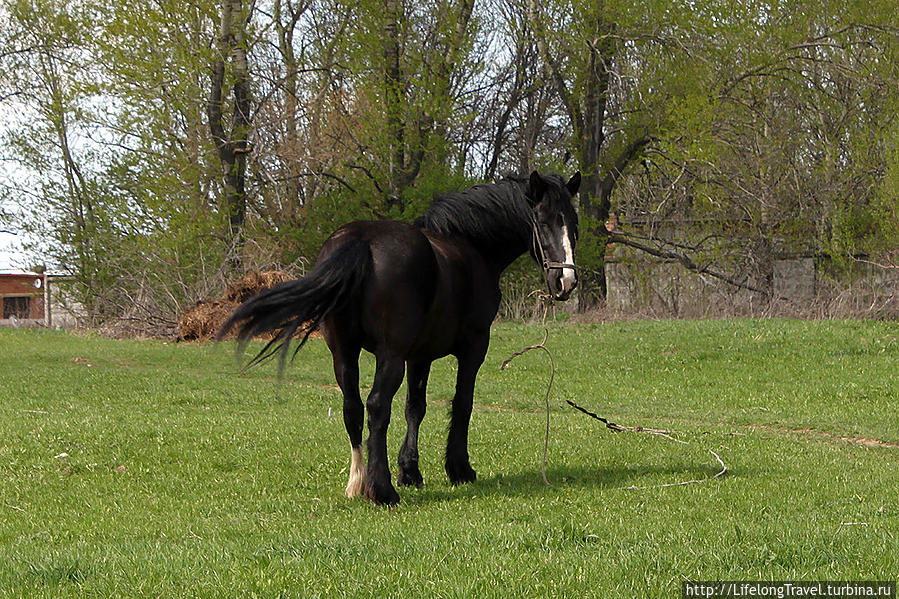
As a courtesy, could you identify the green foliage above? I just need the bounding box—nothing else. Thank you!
[395,162,474,221]
[607,0,899,294]
[0,0,231,324]
[828,120,899,264]
[1,320,897,596]
[2,0,899,327]
[282,165,475,265]
[572,213,607,267]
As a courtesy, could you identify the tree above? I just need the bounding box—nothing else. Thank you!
[208,0,253,268]
[2,0,898,332]
[0,0,239,329]
[285,0,471,211]
[0,0,114,317]
[524,0,899,308]
[609,4,899,303]
[524,0,673,306]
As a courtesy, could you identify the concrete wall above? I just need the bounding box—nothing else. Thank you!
[606,252,899,318]
[47,276,86,329]
[606,256,817,317]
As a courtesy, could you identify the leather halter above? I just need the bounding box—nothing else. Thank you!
[531,218,577,276]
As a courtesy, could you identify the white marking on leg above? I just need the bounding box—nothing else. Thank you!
[560,224,577,292]
[345,446,366,498]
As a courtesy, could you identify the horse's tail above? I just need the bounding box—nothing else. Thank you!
[218,238,371,373]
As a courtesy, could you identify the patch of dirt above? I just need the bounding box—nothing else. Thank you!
[822,433,899,449]
[755,424,899,449]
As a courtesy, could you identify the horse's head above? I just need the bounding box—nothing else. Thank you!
[527,170,581,301]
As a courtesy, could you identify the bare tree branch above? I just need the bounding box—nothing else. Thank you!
[603,228,776,298]
[598,135,656,210]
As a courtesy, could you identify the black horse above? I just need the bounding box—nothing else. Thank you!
[220,170,580,505]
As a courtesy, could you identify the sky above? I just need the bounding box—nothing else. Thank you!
[0,230,25,271]
[0,101,28,271]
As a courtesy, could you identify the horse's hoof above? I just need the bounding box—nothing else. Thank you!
[364,482,401,506]
[397,467,424,488]
[446,462,477,486]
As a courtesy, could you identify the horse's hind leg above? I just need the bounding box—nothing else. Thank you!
[398,360,431,487]
[332,345,366,498]
[365,354,405,505]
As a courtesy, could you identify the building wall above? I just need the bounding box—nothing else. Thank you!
[47,276,86,328]
[0,273,47,326]
[606,253,899,318]
[601,216,831,317]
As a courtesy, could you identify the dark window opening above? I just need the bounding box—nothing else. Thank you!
[2,296,30,319]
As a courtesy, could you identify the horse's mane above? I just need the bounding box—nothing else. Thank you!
[414,177,534,247]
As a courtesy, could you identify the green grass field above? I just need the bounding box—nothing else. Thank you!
[0,319,896,597]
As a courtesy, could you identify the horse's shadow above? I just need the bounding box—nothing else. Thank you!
[401,462,734,505]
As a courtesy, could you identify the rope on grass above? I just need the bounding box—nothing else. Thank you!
[620,448,728,491]
[564,399,687,444]
[500,326,554,487]
[500,291,557,486]
[565,398,728,490]
[500,312,728,490]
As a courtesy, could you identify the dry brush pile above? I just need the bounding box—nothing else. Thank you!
[177,270,293,342]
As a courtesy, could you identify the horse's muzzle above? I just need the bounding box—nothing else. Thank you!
[549,269,577,301]
[553,286,575,301]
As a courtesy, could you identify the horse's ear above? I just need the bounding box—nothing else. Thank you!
[528,170,546,205]
[566,172,581,196]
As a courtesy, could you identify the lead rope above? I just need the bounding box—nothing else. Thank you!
[508,220,727,489]
[500,320,555,486]
[502,332,729,490]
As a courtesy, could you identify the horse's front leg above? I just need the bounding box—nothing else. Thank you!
[364,354,405,505]
[446,336,488,485]
[398,359,431,487]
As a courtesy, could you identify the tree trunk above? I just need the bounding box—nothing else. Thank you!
[382,0,406,210]
[275,0,305,213]
[208,0,252,269]
[527,0,653,310]
[576,7,616,309]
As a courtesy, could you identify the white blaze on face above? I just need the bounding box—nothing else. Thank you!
[559,224,576,292]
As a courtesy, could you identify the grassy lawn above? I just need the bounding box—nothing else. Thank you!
[0,319,896,597]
